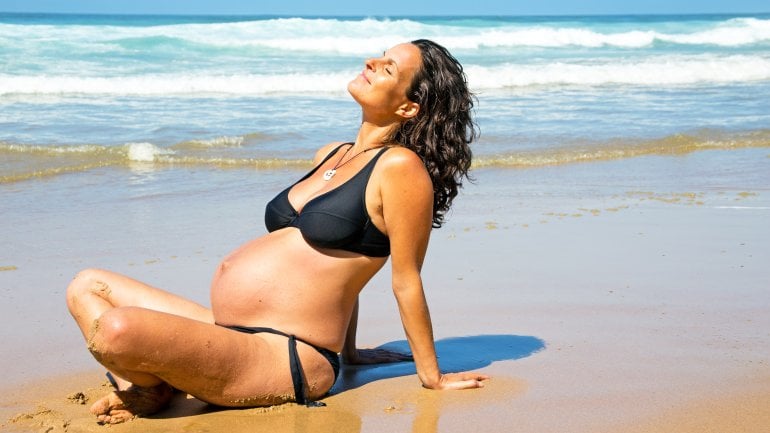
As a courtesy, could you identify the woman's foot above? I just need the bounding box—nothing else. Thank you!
[89,383,174,424]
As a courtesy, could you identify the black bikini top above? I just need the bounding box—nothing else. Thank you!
[264,144,391,257]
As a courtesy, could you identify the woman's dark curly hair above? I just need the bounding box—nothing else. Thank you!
[388,39,477,228]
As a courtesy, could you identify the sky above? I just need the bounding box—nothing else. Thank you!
[1,0,768,16]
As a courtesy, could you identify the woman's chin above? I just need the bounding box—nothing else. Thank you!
[347,83,364,104]
[347,79,359,94]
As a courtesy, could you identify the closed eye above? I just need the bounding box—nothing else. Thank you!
[380,51,398,76]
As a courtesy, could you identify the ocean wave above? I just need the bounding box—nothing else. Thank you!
[126,142,176,162]
[444,17,770,49]
[474,129,770,168]
[228,17,770,52]
[3,130,769,184]
[468,54,770,88]
[2,53,769,96]
[0,140,311,184]
[658,17,770,46]
[0,72,354,95]
[172,136,245,150]
[175,17,429,53]
[2,16,769,56]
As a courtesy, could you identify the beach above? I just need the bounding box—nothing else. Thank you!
[2,150,769,432]
[2,12,770,433]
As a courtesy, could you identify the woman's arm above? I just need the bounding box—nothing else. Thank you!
[342,297,414,364]
[341,298,360,362]
[380,149,487,390]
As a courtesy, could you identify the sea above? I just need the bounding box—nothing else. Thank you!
[2,13,770,182]
[1,12,770,386]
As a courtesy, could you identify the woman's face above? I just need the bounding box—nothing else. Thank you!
[348,43,422,121]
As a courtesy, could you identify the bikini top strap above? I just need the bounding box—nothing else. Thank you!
[292,142,353,185]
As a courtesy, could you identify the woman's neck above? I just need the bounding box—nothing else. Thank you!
[354,120,399,150]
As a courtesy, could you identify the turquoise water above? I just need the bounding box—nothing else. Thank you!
[2,13,770,176]
[1,13,769,183]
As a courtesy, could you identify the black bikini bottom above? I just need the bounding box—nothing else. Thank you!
[219,324,340,407]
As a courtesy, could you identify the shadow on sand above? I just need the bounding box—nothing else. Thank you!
[332,334,545,393]
[134,333,544,433]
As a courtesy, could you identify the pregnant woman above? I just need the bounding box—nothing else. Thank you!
[66,39,487,424]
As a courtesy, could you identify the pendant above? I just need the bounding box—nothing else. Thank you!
[323,169,336,181]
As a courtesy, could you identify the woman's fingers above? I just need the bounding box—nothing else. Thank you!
[444,379,484,390]
[436,372,490,390]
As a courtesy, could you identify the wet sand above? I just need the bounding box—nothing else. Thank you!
[1,154,769,432]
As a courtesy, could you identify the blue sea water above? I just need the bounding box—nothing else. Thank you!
[1,12,770,184]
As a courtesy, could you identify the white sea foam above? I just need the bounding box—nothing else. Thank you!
[239,17,770,50]
[0,72,355,95]
[2,17,769,56]
[451,17,770,49]
[190,136,244,148]
[4,16,770,96]
[126,142,175,162]
[2,54,769,96]
[467,55,770,88]
[658,18,770,46]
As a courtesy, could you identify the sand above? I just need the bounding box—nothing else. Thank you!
[2,156,769,432]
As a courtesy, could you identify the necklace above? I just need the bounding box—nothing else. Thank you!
[322,144,384,181]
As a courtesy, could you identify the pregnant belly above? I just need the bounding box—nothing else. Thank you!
[209,229,379,331]
[210,234,302,324]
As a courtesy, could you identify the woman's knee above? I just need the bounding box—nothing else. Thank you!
[87,306,145,358]
[66,268,111,308]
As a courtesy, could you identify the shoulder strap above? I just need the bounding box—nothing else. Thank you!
[359,145,391,176]
[319,142,352,165]
[293,142,353,185]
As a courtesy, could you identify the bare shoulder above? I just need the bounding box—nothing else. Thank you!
[378,146,432,203]
[378,146,433,250]
[312,141,348,164]
[379,146,430,182]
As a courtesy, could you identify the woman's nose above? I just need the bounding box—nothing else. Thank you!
[365,57,382,71]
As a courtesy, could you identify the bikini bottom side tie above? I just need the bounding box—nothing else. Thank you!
[287,334,324,407]
[220,324,339,407]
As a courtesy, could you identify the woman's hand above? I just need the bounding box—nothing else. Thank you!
[424,372,490,390]
[342,348,414,365]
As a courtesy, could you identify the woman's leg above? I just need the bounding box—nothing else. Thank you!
[66,268,335,424]
[66,268,214,340]
[65,268,211,422]
[85,307,336,423]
